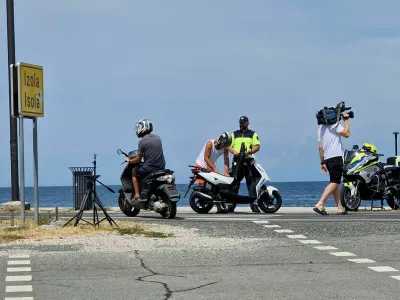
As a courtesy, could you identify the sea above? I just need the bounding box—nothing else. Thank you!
[0,181,338,208]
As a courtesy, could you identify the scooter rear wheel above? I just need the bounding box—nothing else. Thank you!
[118,194,140,217]
[159,194,177,219]
[258,190,282,213]
[189,190,214,214]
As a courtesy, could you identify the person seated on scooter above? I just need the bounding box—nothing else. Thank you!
[125,118,166,201]
[227,116,261,213]
[195,132,232,213]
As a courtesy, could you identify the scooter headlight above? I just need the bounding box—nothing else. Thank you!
[156,174,175,183]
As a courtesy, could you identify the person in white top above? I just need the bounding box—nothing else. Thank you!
[195,132,231,176]
[194,132,232,213]
[313,108,351,215]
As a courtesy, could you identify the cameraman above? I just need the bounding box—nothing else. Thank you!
[313,111,350,215]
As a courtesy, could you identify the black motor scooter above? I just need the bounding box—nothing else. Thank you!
[117,149,180,219]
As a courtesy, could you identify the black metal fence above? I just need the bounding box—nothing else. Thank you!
[69,167,94,210]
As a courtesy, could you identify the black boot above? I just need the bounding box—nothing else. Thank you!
[216,203,228,213]
[250,204,260,213]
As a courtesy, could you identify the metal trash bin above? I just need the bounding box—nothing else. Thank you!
[69,167,94,210]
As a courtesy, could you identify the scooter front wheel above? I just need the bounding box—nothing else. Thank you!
[258,190,282,213]
[118,194,140,217]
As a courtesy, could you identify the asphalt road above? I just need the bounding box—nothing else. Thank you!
[1,208,400,299]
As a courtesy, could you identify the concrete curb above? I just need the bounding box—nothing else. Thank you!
[33,206,394,214]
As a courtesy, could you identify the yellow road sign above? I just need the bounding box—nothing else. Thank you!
[17,62,44,117]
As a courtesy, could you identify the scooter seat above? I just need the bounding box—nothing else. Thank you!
[143,169,173,181]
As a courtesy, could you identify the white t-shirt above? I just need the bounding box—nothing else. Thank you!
[317,123,344,160]
[195,139,225,170]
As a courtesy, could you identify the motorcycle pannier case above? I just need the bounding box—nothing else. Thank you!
[386,156,400,166]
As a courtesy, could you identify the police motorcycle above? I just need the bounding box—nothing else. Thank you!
[116,149,180,218]
[340,143,400,211]
[183,142,282,213]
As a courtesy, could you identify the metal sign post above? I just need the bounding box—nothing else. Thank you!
[7,0,20,203]
[11,61,44,225]
[33,118,39,224]
[18,116,25,223]
[394,132,399,156]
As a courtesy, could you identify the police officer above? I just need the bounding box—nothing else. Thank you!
[228,116,261,212]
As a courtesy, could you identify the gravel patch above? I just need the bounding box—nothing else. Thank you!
[0,221,273,253]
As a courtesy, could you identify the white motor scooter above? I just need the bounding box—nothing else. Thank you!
[184,142,283,213]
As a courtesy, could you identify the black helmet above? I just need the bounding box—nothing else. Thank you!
[217,132,232,148]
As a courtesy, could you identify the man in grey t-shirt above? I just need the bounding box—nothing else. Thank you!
[125,118,166,201]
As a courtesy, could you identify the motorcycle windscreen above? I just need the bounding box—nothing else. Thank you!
[343,149,358,165]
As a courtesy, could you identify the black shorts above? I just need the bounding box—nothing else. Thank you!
[135,164,159,179]
[325,156,343,184]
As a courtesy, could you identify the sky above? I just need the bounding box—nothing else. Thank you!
[1,0,400,188]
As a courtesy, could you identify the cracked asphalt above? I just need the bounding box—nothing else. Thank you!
[1,210,400,299]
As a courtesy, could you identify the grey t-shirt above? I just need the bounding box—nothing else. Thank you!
[138,134,166,169]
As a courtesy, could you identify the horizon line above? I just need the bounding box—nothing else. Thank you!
[0,179,329,189]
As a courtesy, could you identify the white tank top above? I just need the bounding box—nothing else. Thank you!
[196,139,225,169]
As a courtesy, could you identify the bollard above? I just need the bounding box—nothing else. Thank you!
[55,207,58,221]
[11,211,14,226]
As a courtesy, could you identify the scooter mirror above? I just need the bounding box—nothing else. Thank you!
[352,145,359,150]
[117,149,123,155]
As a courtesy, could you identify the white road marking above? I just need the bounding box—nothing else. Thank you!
[274,229,293,233]
[313,246,338,250]
[6,275,32,282]
[7,267,32,272]
[5,252,34,299]
[299,240,322,244]
[286,234,307,239]
[186,217,261,221]
[347,258,375,264]
[253,220,400,280]
[9,254,30,259]
[8,260,30,265]
[329,252,357,257]
[5,285,33,292]
[368,266,399,272]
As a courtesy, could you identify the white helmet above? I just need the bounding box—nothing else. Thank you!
[217,131,232,148]
[135,118,153,137]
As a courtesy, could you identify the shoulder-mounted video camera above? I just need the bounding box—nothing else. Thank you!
[316,101,354,125]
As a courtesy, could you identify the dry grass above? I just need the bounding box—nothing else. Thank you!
[0,218,173,243]
[0,208,115,214]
